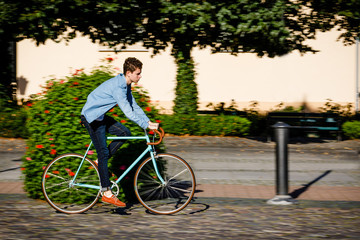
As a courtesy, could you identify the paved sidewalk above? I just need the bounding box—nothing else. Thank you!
[1,137,360,239]
[0,136,359,201]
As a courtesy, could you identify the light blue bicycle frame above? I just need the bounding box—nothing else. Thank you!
[70,131,165,190]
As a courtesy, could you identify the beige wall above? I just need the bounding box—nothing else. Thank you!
[17,30,358,113]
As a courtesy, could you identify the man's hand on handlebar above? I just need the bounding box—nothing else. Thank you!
[148,121,159,130]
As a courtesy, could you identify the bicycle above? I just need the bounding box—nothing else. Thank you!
[41,128,196,215]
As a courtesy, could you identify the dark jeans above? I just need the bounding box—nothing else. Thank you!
[80,115,131,192]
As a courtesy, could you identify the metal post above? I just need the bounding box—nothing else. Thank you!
[275,122,289,195]
[267,122,297,205]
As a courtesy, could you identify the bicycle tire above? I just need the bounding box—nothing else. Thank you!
[42,153,101,214]
[134,153,196,215]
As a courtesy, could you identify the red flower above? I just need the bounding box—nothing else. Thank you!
[44,110,50,114]
[156,120,161,123]
[46,132,51,135]
[149,130,154,135]
[52,171,59,174]
[26,102,32,107]
[112,114,118,117]
[73,97,79,101]
[69,172,75,177]
[109,108,114,112]
[36,145,44,149]
[50,144,55,147]
[50,149,57,155]
[73,82,79,85]
[73,69,82,76]
[145,107,151,112]
[45,174,50,178]
[120,120,127,123]
[21,167,26,171]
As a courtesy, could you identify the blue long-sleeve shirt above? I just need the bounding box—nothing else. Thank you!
[81,73,150,129]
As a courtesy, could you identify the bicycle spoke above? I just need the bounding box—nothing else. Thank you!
[46,172,68,181]
[48,186,72,198]
[168,186,192,194]
[167,169,188,182]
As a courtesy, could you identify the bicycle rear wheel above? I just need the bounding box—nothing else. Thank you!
[134,153,196,215]
[42,153,101,214]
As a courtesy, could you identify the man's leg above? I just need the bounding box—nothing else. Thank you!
[81,116,111,191]
[81,116,126,207]
[104,115,131,157]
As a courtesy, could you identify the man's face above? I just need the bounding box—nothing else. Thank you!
[127,68,142,84]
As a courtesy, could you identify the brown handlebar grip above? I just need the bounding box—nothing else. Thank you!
[147,128,164,145]
[159,127,165,138]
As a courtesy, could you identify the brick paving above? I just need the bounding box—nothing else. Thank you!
[0,137,360,239]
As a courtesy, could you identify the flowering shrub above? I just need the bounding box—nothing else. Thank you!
[22,63,159,201]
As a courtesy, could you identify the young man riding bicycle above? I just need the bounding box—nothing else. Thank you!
[81,57,159,207]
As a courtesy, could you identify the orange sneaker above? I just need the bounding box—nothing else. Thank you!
[93,159,98,167]
[101,194,126,207]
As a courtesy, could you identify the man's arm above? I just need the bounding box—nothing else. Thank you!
[113,86,150,129]
[130,94,159,130]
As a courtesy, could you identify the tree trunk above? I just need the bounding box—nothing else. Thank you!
[172,47,198,115]
[0,37,17,108]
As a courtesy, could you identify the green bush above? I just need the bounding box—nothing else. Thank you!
[159,114,251,136]
[0,107,28,138]
[21,62,159,201]
[342,121,360,139]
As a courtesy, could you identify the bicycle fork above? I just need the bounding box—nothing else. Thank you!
[149,149,166,185]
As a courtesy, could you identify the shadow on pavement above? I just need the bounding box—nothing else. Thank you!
[289,170,332,199]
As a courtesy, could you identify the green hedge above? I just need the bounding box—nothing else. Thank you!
[21,63,159,201]
[342,121,360,139]
[159,114,251,136]
[0,107,28,138]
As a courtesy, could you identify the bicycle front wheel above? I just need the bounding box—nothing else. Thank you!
[42,153,101,214]
[134,153,196,215]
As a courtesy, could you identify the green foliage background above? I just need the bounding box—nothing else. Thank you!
[22,62,159,201]
[173,51,198,115]
[342,121,360,139]
[0,107,28,138]
[159,114,250,137]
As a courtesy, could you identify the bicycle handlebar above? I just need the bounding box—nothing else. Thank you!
[147,127,165,145]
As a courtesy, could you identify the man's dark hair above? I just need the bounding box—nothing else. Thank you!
[123,57,143,74]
